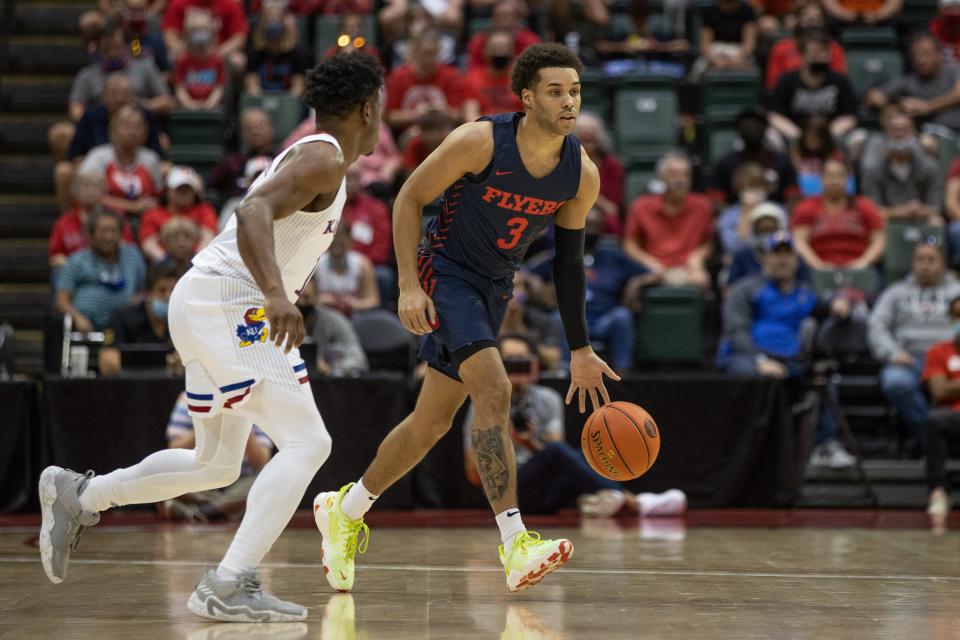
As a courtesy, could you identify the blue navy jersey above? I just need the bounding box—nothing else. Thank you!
[424,112,583,281]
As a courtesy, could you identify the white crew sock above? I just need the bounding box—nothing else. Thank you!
[495,508,526,549]
[340,479,379,521]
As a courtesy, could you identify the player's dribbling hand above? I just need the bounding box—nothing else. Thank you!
[566,347,621,413]
[398,285,437,335]
[265,295,305,353]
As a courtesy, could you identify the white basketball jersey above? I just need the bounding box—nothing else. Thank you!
[191,133,347,303]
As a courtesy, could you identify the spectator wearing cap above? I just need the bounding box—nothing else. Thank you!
[710,106,798,207]
[55,210,147,332]
[719,230,857,469]
[867,32,960,133]
[463,28,524,121]
[140,166,218,262]
[765,5,847,91]
[624,152,713,290]
[792,157,886,272]
[49,170,134,268]
[716,162,782,256]
[931,0,960,62]
[859,113,944,224]
[208,108,276,201]
[769,29,858,146]
[869,240,960,450]
[98,262,180,375]
[217,155,273,230]
[466,0,540,71]
[159,216,200,277]
[726,202,808,287]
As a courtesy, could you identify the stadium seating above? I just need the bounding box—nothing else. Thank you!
[810,268,881,298]
[239,92,305,146]
[634,286,703,363]
[167,110,226,176]
[613,75,678,165]
[700,69,760,122]
[884,221,947,283]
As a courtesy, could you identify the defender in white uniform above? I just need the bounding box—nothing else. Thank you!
[37,54,385,623]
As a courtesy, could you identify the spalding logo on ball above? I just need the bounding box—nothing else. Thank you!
[581,401,660,481]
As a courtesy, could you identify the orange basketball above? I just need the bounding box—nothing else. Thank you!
[581,401,660,481]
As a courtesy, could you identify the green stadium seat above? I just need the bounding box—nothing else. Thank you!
[700,69,761,121]
[168,144,223,176]
[239,92,305,147]
[845,50,904,98]
[635,286,703,363]
[884,221,946,283]
[932,129,959,171]
[903,0,939,28]
[708,127,739,165]
[614,85,677,164]
[580,67,607,117]
[168,110,225,146]
[810,268,880,297]
[314,14,376,61]
[840,27,898,49]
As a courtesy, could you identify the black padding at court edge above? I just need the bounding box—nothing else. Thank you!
[0,381,41,513]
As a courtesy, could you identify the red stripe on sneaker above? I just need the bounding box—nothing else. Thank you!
[187,405,211,413]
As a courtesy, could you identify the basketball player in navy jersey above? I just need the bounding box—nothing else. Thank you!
[315,44,619,593]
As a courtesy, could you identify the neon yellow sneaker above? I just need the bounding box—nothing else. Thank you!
[499,531,574,592]
[313,484,369,592]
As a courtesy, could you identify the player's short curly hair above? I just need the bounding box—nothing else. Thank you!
[510,43,583,99]
[303,53,384,121]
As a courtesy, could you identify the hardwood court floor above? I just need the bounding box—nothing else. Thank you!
[1,513,960,640]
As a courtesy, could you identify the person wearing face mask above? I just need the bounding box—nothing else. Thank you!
[173,19,227,111]
[245,0,306,97]
[466,0,541,71]
[921,294,960,531]
[710,106,798,207]
[384,29,465,133]
[717,161,778,256]
[98,262,180,375]
[726,201,811,288]
[769,29,858,146]
[869,240,960,454]
[464,29,524,121]
[624,151,713,290]
[140,166,218,262]
[160,0,249,72]
[860,113,944,224]
[931,0,960,62]
[766,3,847,91]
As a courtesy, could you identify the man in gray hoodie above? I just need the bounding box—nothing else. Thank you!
[868,240,960,449]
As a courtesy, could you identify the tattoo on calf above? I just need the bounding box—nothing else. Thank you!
[472,425,510,503]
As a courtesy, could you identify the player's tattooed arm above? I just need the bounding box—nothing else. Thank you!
[472,425,510,503]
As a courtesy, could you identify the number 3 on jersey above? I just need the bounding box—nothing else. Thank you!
[497,217,529,250]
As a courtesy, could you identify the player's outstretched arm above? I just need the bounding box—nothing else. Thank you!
[555,150,621,412]
[235,142,345,352]
[393,121,494,335]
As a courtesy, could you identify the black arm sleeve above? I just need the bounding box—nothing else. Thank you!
[552,225,590,351]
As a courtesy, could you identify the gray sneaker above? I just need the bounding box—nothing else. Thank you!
[38,465,100,584]
[187,569,308,622]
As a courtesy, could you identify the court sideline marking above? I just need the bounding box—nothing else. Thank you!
[1,556,958,582]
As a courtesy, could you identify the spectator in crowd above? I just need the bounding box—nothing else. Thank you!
[463,29,524,120]
[79,105,163,221]
[595,0,690,60]
[384,29,464,133]
[691,0,757,80]
[217,156,273,229]
[582,208,655,373]
[50,171,133,268]
[246,0,373,14]
[160,394,274,522]
[922,294,960,531]
[726,202,797,287]
[822,0,903,29]
[66,23,173,124]
[791,116,846,198]
[208,108,276,200]
[575,113,624,236]
[161,0,248,72]
[140,166,218,262]
[791,157,886,271]
[379,0,465,41]
[860,113,944,223]
[98,262,179,375]
[298,279,369,376]
[930,0,960,62]
[710,106,798,206]
[79,0,169,68]
[945,154,960,265]
[769,29,858,145]
[341,163,395,302]
[624,152,713,289]
[869,240,960,449]
[499,272,565,372]
[463,335,688,517]
[766,4,847,90]
[173,17,226,111]
[716,161,779,256]
[245,0,306,97]
[314,223,381,316]
[158,216,200,276]
[402,110,455,173]
[866,32,960,133]
[320,13,382,62]
[55,210,147,332]
[543,0,610,47]
[385,3,458,67]
[467,0,540,70]
[719,231,857,469]
[57,73,164,213]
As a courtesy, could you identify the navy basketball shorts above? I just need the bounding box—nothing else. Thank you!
[416,251,513,382]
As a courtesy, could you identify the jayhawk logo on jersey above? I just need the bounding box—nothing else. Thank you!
[236,308,269,347]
